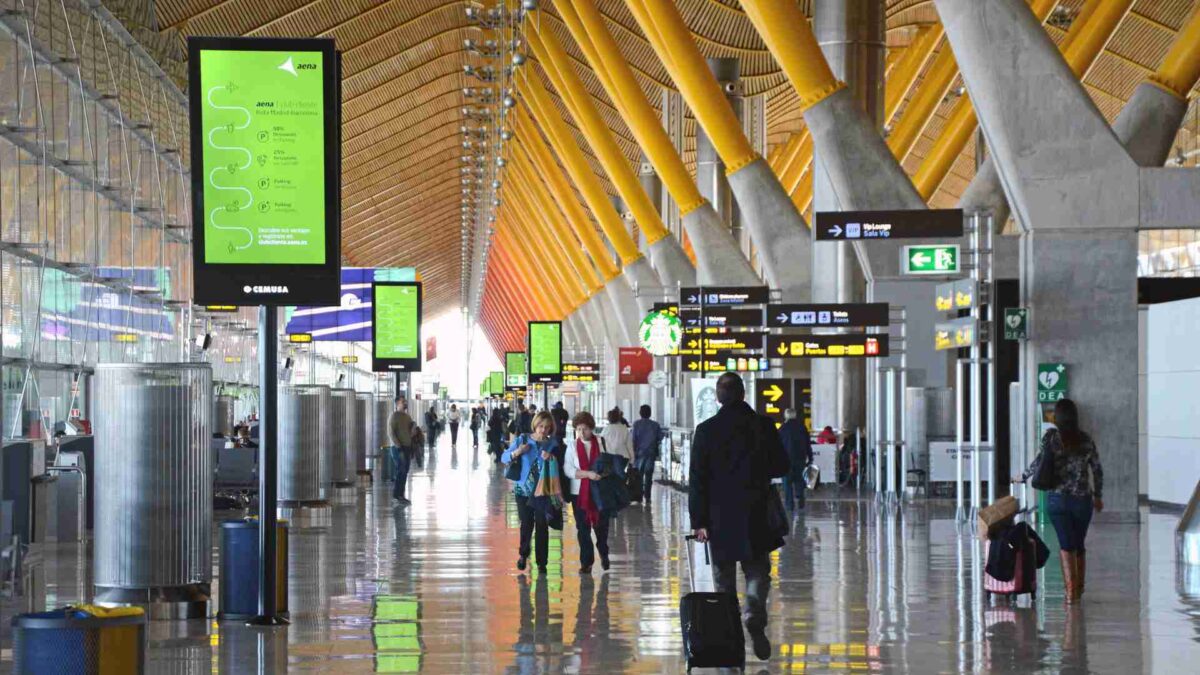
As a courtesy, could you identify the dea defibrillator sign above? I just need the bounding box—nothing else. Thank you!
[639,309,682,356]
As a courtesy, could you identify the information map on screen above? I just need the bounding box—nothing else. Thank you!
[372,282,421,372]
[489,371,504,397]
[505,352,528,389]
[528,322,562,383]
[188,37,340,306]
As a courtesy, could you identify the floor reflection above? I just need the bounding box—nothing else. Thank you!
[2,434,1200,673]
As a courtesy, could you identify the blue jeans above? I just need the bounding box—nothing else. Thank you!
[389,446,412,500]
[1047,492,1093,552]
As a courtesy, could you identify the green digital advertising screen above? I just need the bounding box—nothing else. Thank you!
[371,282,422,372]
[488,371,504,397]
[528,321,562,383]
[188,37,340,306]
[505,352,528,389]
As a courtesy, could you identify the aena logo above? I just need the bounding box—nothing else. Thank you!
[243,285,290,294]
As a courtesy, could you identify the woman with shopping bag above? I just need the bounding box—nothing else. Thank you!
[564,412,613,574]
[502,411,563,575]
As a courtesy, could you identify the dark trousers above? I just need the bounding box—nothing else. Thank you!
[572,503,610,567]
[784,473,807,508]
[472,427,479,447]
[713,555,772,632]
[389,446,411,500]
[640,465,654,502]
[1047,492,1094,552]
[450,422,460,446]
[515,494,549,566]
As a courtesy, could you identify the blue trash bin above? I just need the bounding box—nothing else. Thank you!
[12,605,145,674]
[219,518,288,621]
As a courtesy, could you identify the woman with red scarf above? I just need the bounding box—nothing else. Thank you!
[564,411,611,574]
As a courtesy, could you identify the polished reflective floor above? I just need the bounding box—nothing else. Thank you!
[4,434,1200,673]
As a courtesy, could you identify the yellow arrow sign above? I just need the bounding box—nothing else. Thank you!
[777,342,789,356]
[764,384,783,402]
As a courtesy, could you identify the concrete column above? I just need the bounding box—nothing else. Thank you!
[809,0,885,434]
[637,158,661,257]
[695,59,741,243]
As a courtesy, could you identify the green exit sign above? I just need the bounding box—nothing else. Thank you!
[902,245,959,275]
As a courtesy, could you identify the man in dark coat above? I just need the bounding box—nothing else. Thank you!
[779,408,813,509]
[551,402,570,443]
[689,372,790,662]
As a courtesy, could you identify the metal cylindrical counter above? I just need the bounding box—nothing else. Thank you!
[213,394,235,437]
[278,385,331,523]
[93,363,213,619]
[372,396,392,481]
[327,389,356,502]
[356,392,372,481]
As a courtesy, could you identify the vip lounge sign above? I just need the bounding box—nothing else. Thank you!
[1037,363,1068,403]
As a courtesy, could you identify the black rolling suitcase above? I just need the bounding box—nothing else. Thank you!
[680,534,745,671]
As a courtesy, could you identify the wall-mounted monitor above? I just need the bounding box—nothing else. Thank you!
[527,321,562,384]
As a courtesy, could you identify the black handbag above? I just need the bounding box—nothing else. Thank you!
[765,485,789,538]
[504,434,528,481]
[1030,432,1059,491]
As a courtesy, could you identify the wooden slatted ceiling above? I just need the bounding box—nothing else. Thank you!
[151,0,1198,352]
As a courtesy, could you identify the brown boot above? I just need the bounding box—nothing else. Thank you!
[1076,550,1086,599]
[1060,551,1078,604]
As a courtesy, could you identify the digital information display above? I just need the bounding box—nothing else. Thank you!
[189,37,341,306]
[527,322,562,383]
[488,371,504,397]
[505,352,528,389]
[371,282,422,372]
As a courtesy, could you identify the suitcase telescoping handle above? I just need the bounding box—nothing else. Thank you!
[685,534,710,566]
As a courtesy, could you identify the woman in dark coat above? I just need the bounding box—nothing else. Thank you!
[487,407,506,462]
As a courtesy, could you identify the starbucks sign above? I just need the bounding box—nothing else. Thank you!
[639,309,682,356]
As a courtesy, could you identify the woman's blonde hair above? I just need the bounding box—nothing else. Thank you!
[531,410,556,434]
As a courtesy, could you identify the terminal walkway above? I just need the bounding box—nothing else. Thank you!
[7,434,1200,673]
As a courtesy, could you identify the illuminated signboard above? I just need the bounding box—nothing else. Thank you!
[934,317,976,351]
[935,279,977,312]
[488,371,504,397]
[371,282,422,372]
[679,286,769,307]
[815,208,963,241]
[678,335,764,356]
[505,352,528,389]
[683,353,770,373]
[527,321,562,383]
[288,333,313,343]
[680,308,764,330]
[341,355,359,364]
[767,303,890,328]
[188,37,341,306]
[767,334,889,358]
[563,362,600,383]
[639,309,683,356]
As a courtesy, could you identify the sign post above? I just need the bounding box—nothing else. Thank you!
[189,36,342,626]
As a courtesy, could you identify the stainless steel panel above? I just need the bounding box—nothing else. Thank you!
[924,387,956,439]
[214,395,235,437]
[355,393,371,473]
[279,385,329,504]
[328,389,355,486]
[93,363,213,590]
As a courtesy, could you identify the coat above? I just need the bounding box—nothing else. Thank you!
[778,419,812,476]
[689,401,790,564]
[600,423,634,464]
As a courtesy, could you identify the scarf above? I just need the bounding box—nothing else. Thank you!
[576,435,601,526]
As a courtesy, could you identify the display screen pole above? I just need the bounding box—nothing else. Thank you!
[253,305,286,625]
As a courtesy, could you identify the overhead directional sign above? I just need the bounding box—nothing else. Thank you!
[680,286,770,307]
[678,335,764,356]
[815,208,964,241]
[651,302,679,315]
[934,317,977,351]
[903,245,959,275]
[563,362,600,383]
[755,378,791,427]
[767,303,889,328]
[681,308,764,329]
[935,279,977,312]
[683,353,771,373]
[767,334,889,358]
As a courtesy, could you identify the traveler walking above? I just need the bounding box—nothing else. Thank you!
[564,411,611,574]
[448,404,462,448]
[551,402,570,443]
[779,408,813,509]
[689,372,790,661]
[488,407,506,463]
[424,407,438,450]
[631,405,665,505]
[387,399,416,507]
[470,405,484,449]
[503,411,563,574]
[600,408,634,473]
[1013,398,1104,603]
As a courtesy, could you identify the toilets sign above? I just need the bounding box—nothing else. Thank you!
[1037,363,1068,403]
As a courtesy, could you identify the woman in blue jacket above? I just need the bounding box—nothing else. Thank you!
[503,411,561,574]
